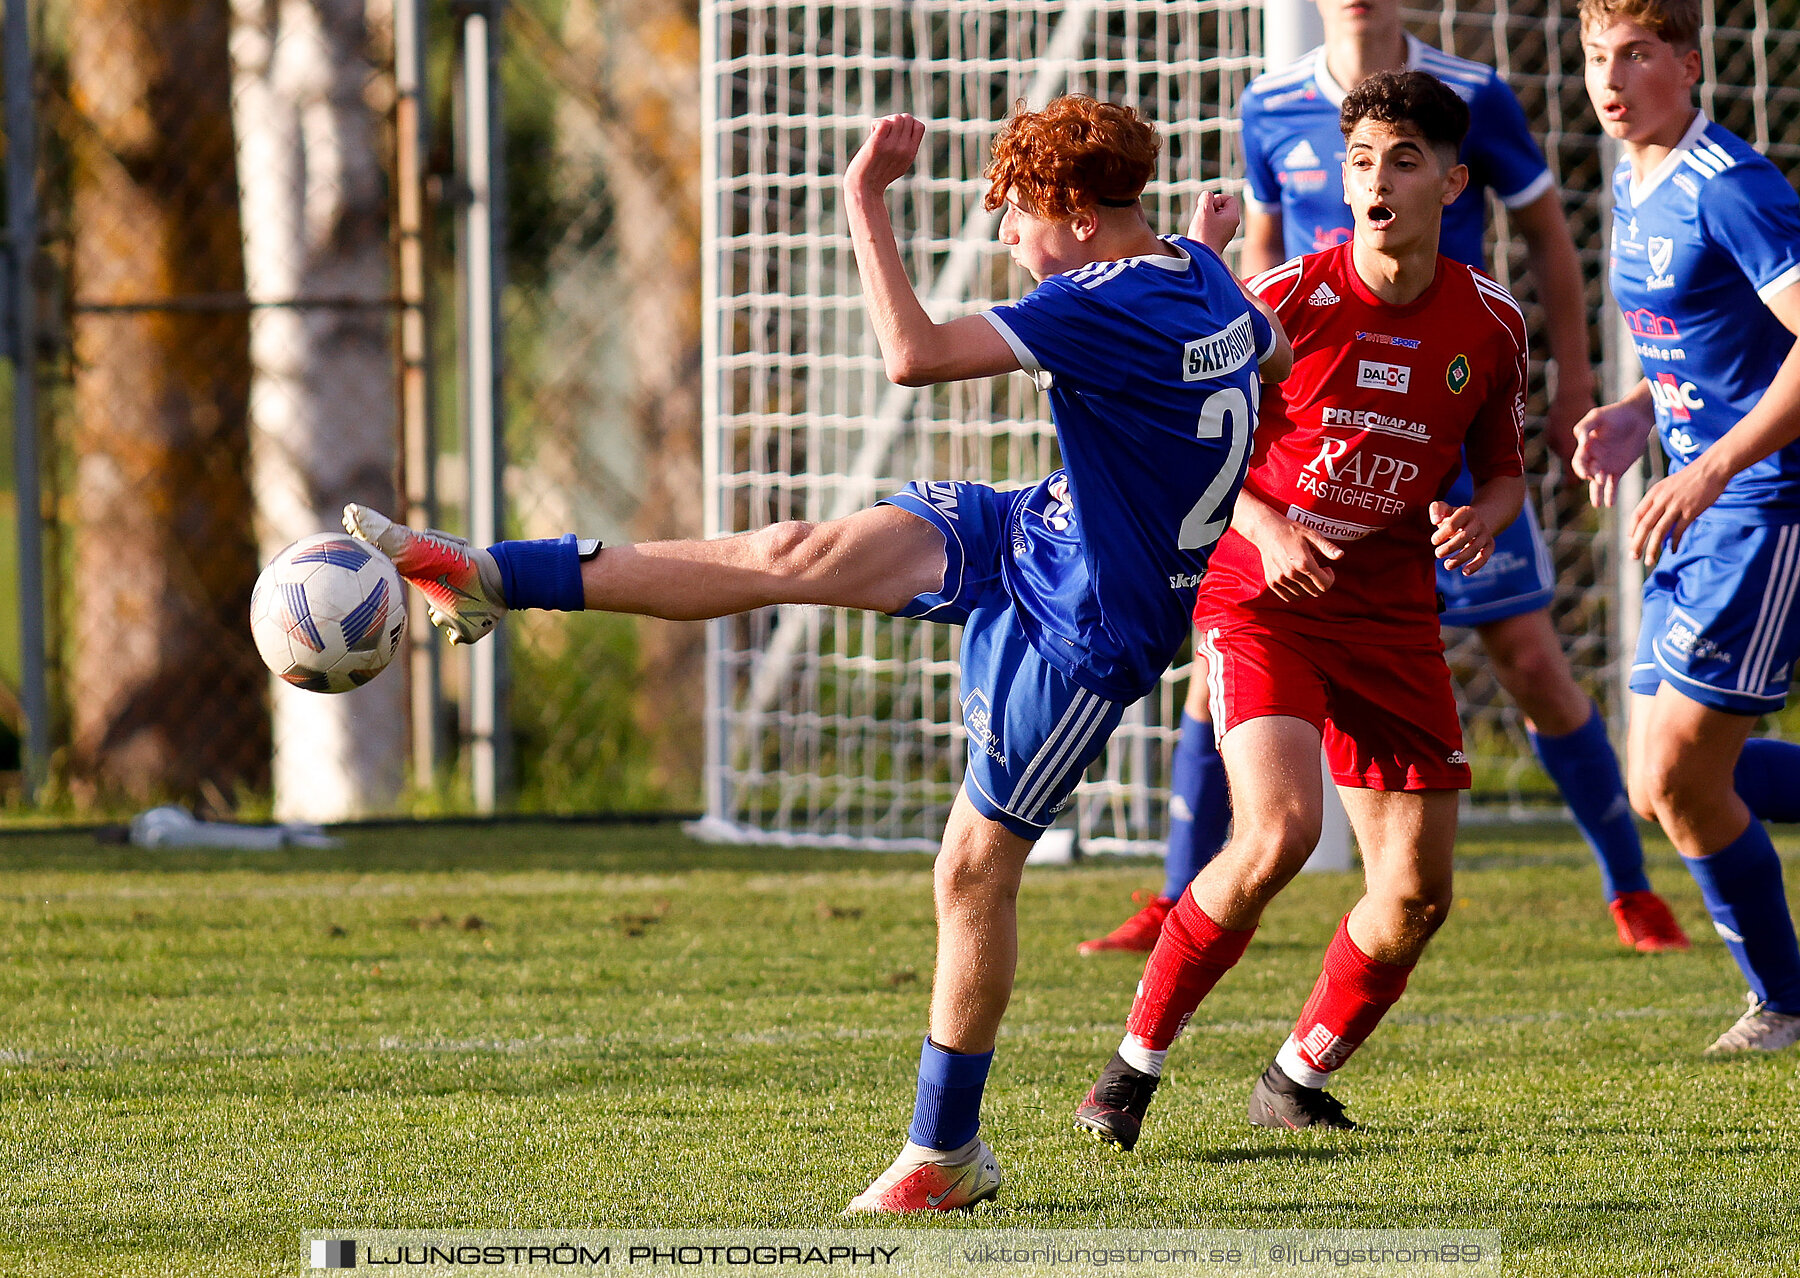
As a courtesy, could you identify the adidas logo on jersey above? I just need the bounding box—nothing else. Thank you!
[1306,282,1340,307]
[1283,138,1321,169]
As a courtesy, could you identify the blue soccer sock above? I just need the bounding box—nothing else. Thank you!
[1530,703,1649,899]
[487,535,587,611]
[1163,713,1231,900]
[1683,822,1800,1015]
[1733,738,1800,823]
[907,1037,993,1151]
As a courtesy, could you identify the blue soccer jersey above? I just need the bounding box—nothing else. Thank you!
[1241,34,1553,268]
[1610,114,1800,514]
[973,236,1276,702]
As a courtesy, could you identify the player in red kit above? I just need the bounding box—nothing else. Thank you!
[1074,69,1526,1143]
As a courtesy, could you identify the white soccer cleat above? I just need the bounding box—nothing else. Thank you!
[842,1136,1001,1214]
[1704,991,1800,1055]
[342,504,507,645]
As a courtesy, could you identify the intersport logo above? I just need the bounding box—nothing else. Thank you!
[1356,360,1410,394]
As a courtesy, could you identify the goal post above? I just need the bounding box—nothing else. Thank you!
[695,1,1799,854]
[698,1,1264,852]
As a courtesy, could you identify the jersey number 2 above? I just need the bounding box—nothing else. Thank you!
[1178,386,1255,550]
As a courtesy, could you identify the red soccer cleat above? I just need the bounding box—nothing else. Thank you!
[1077,892,1174,955]
[1609,889,1692,953]
[843,1137,1001,1214]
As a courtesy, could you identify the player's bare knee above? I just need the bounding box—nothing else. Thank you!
[933,842,1020,909]
[1225,821,1317,900]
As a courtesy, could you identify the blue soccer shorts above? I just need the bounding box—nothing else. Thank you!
[880,480,1127,840]
[1436,467,1556,627]
[1631,513,1800,715]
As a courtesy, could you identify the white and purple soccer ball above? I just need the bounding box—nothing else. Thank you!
[250,533,407,694]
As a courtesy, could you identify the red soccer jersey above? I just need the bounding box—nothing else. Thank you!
[1197,242,1527,645]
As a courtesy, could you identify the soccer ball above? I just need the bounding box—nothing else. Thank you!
[250,533,407,694]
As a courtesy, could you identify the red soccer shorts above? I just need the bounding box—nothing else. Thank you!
[1194,618,1471,791]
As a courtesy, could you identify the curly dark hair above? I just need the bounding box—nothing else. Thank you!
[1339,70,1471,161]
[983,95,1161,219]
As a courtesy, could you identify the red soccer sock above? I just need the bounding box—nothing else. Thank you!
[1279,914,1414,1086]
[1124,890,1256,1052]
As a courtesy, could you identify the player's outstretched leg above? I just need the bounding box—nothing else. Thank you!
[346,501,948,642]
[343,504,511,644]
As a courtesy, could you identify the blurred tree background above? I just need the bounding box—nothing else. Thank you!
[7,0,705,818]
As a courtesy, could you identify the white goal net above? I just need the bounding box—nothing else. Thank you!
[698,0,1800,852]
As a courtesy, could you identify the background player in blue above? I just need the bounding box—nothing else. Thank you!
[342,97,1292,1205]
[1573,0,1800,1053]
[1079,0,1692,957]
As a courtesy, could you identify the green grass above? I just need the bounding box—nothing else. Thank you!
[2,820,1797,1276]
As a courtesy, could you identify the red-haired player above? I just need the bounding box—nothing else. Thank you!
[344,95,1289,1209]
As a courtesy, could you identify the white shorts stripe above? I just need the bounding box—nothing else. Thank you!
[1739,524,1800,693]
[1740,524,1797,692]
[1009,690,1109,820]
[1198,628,1228,742]
[1002,688,1096,816]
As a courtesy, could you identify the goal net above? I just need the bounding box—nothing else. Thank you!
[697,0,1798,852]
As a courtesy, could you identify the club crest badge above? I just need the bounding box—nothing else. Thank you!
[1446,353,1471,395]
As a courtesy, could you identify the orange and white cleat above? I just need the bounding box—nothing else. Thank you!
[343,504,507,645]
[1077,892,1174,955]
[1609,890,1691,953]
[843,1136,1001,1214]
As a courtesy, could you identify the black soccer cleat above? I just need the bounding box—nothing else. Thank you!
[1073,1051,1161,1151]
[1247,1062,1358,1130]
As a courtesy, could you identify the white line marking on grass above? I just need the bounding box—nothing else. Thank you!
[0,1004,1750,1070]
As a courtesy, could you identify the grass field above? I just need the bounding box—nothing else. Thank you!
[3,818,1797,1277]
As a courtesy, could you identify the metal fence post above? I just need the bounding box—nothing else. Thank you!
[457,0,509,810]
[5,0,48,800]
[396,0,442,793]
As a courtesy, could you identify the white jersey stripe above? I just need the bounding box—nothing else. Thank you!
[1758,261,1800,304]
[1247,259,1305,307]
[1471,273,1526,319]
[1739,524,1800,693]
[1682,151,1721,180]
[1079,261,1131,291]
[1703,141,1737,170]
[1250,55,1317,93]
[1472,278,1529,353]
